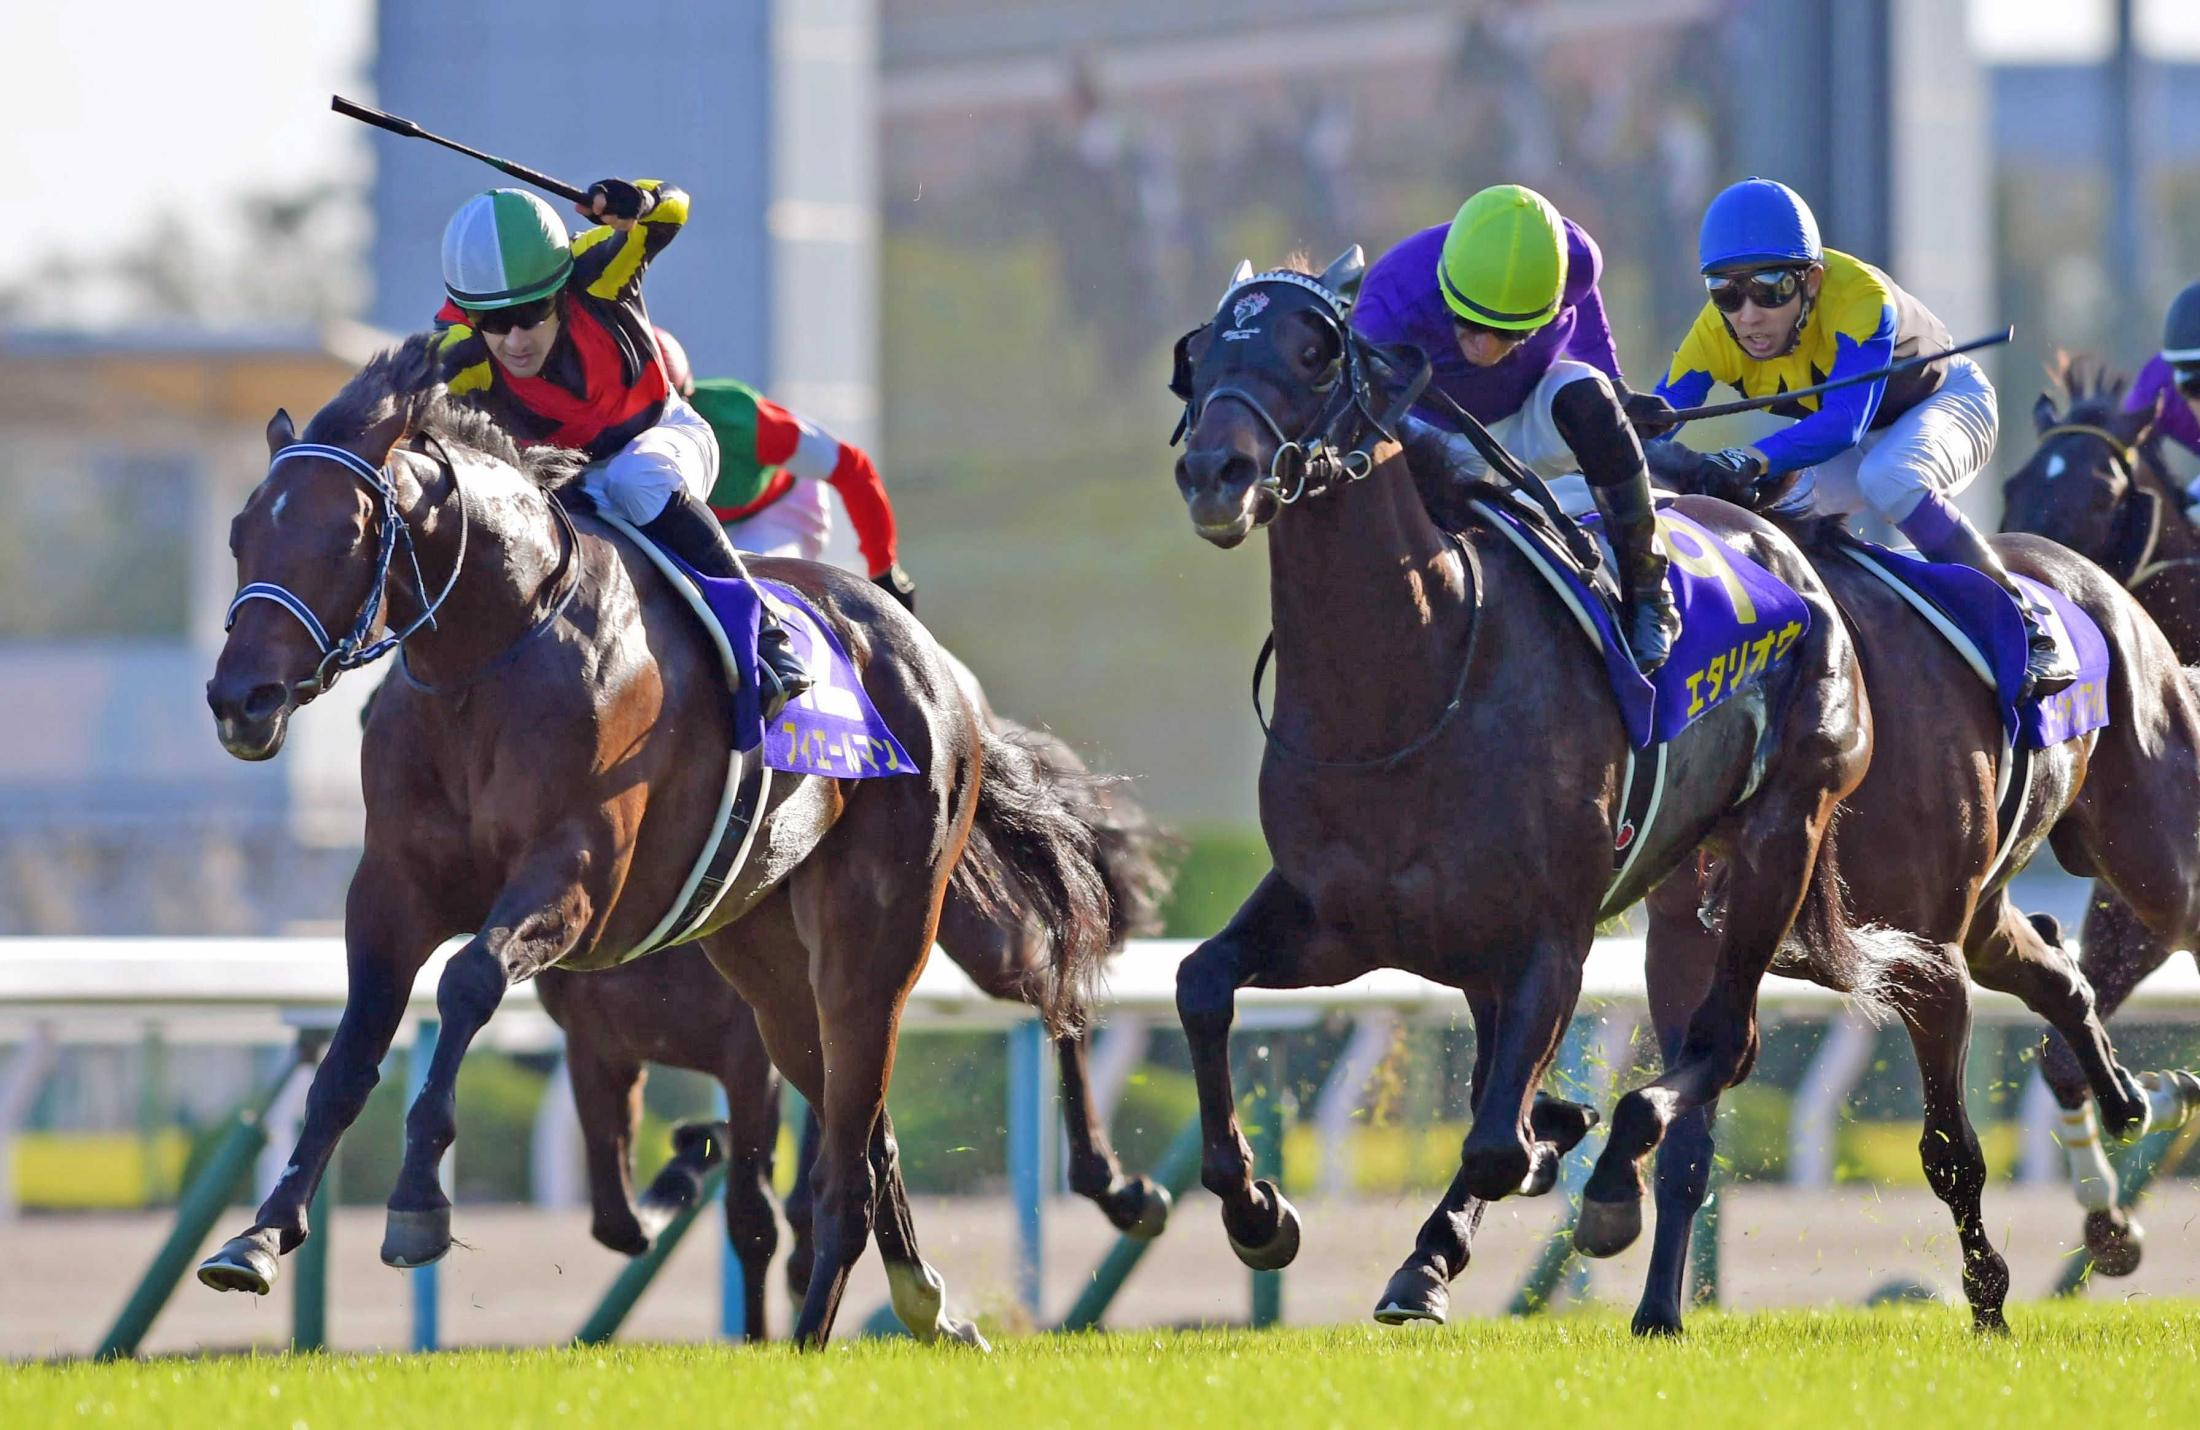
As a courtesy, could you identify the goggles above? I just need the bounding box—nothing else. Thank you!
[1450,312,1540,346]
[465,295,558,335]
[1706,266,1807,314]
[2171,361,2200,399]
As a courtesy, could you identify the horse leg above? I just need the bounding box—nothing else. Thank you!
[382,853,593,1268]
[1963,892,2143,1133]
[2039,891,2190,1275]
[1897,945,2010,1333]
[1373,993,1496,1325]
[713,997,782,1343]
[199,870,439,1293]
[868,1108,988,1347]
[941,890,1171,1239]
[1458,952,1583,1203]
[1581,787,1840,1258]
[564,1039,655,1255]
[783,1104,821,1303]
[1177,871,1353,1270]
[1633,869,1720,1337]
[1057,1029,1171,1238]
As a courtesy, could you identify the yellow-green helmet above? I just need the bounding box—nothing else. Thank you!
[1437,184,1569,331]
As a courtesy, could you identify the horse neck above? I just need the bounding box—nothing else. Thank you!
[1264,445,1469,710]
[385,447,570,685]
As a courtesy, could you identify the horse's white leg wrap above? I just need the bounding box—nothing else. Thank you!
[2056,1103,2119,1212]
[886,1259,949,1341]
[2139,1070,2200,1137]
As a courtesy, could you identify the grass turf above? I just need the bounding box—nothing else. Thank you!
[10,1302,2196,1429]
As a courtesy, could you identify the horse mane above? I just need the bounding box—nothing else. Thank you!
[2043,349,2130,427]
[302,331,590,490]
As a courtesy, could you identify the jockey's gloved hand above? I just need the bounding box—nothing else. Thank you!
[872,563,918,615]
[1696,447,1767,505]
[579,179,650,225]
[1617,385,1680,436]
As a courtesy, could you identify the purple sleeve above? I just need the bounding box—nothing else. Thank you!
[2130,355,2200,455]
[1559,219,1622,381]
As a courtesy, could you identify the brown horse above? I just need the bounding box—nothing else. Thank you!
[197,335,1111,1347]
[1167,253,1894,1324]
[1627,446,2200,1331]
[537,716,1174,1339]
[1999,355,2200,1270]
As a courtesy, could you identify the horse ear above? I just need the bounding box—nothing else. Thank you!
[2032,392,2057,434]
[356,409,410,467]
[1318,245,1366,305]
[1221,259,1253,303]
[266,408,296,456]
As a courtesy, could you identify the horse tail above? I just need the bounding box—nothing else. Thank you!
[951,720,1124,1035]
[1776,824,1940,1025]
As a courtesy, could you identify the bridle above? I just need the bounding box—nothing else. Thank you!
[224,436,471,700]
[2037,422,2140,488]
[1169,269,1429,508]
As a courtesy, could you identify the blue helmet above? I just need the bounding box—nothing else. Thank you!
[1698,178,1822,273]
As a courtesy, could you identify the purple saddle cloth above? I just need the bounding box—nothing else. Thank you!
[1845,540,2111,749]
[667,558,917,778]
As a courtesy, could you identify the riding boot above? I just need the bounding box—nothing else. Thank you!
[640,490,814,721]
[1901,499,2075,697]
[1592,474,1680,673]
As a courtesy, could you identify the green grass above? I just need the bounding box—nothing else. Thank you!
[11,1304,2199,1429]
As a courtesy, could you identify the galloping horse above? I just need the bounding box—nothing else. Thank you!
[1630,442,2200,1331]
[538,715,1173,1339]
[199,335,1110,1346]
[1998,354,2200,1271]
[1167,253,1894,1323]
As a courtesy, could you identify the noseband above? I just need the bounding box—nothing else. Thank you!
[224,438,468,699]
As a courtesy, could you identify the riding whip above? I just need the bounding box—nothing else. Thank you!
[332,95,591,205]
[1654,327,2016,425]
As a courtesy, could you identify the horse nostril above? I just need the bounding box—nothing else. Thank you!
[241,683,288,722]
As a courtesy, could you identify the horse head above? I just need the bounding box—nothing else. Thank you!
[206,402,422,760]
[1170,247,1407,548]
[2001,353,2166,585]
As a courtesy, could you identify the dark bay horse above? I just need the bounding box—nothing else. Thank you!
[1999,354,2200,1270]
[198,335,1110,1346]
[1167,254,1892,1324]
[537,716,1173,1339]
[1627,467,2200,1332]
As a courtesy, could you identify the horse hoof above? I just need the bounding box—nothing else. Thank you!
[638,1167,706,1221]
[1521,1146,1562,1198]
[1372,1264,1448,1326]
[2027,911,2064,947]
[1631,1302,1684,1338]
[1573,1194,1643,1259]
[1226,1183,1302,1271]
[198,1236,279,1295]
[669,1121,725,1166]
[1122,1179,1172,1240]
[381,1205,454,1269]
[2084,1209,2145,1277]
[940,1316,991,1352]
[590,1215,653,1258]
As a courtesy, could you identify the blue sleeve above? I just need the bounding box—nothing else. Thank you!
[1650,365,1714,444]
[1754,310,1895,474]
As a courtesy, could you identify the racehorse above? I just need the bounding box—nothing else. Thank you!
[1630,438,2200,1331]
[198,334,1111,1347]
[537,716,1174,1339]
[1166,252,1897,1322]
[1998,353,2200,1272]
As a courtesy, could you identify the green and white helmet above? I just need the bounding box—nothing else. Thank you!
[441,189,572,310]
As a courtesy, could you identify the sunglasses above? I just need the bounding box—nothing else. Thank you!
[466,296,558,335]
[1706,267,1807,314]
[2175,363,2200,400]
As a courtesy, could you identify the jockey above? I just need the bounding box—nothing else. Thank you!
[652,328,918,612]
[1353,183,1679,671]
[1642,177,2074,694]
[2125,279,2200,506]
[430,183,811,716]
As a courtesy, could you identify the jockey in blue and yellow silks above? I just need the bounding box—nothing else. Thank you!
[1640,177,2073,694]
